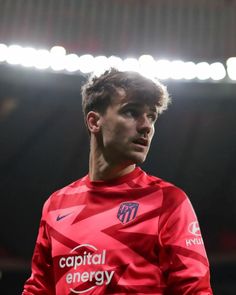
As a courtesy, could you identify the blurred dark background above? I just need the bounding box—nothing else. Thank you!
[0,0,236,294]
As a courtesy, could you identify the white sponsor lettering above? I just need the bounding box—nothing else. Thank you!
[186,237,204,247]
[59,250,106,270]
[66,270,115,286]
[59,257,65,268]
[58,244,114,294]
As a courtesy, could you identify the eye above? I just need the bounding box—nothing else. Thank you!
[123,109,139,118]
[148,113,158,123]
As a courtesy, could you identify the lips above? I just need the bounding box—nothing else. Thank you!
[132,137,149,147]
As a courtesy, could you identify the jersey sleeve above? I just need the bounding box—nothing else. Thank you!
[158,187,213,295]
[22,199,55,295]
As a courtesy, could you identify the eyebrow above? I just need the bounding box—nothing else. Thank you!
[150,106,158,113]
[122,102,158,113]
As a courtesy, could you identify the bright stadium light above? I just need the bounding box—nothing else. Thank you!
[50,58,65,71]
[196,62,211,80]
[183,62,197,80]
[20,47,37,68]
[0,43,232,82]
[107,56,123,70]
[0,43,8,62]
[170,60,185,80]
[78,54,94,73]
[6,45,23,65]
[50,46,66,56]
[34,49,51,70]
[138,55,156,78]
[209,62,226,81]
[155,59,171,80]
[50,46,66,71]
[93,56,110,76]
[226,57,236,65]
[64,54,80,72]
[122,57,140,72]
[227,67,236,81]
[226,57,236,81]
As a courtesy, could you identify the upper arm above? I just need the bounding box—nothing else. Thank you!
[158,187,212,294]
[22,199,55,295]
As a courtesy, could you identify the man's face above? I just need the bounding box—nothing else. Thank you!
[97,91,158,165]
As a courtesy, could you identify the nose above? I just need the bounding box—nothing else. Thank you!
[137,114,153,135]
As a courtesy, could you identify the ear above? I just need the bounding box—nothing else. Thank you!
[86,111,102,134]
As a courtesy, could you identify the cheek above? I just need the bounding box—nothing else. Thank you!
[102,122,125,143]
[152,126,155,135]
[102,118,135,144]
[116,124,135,141]
[150,127,155,140]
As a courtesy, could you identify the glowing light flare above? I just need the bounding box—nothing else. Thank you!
[107,56,123,70]
[195,62,211,80]
[64,54,80,72]
[209,62,226,80]
[50,58,66,71]
[78,55,94,73]
[139,54,155,66]
[155,60,171,80]
[49,46,67,71]
[93,56,110,76]
[50,46,66,56]
[226,57,236,66]
[0,43,8,62]
[170,60,186,80]
[138,55,156,78]
[122,58,140,72]
[226,57,236,80]
[0,42,231,82]
[6,45,23,65]
[227,67,236,80]
[20,47,37,67]
[34,49,51,70]
[183,62,197,80]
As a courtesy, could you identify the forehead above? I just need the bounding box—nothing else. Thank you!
[112,88,158,111]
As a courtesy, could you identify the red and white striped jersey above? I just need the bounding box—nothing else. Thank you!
[23,167,212,294]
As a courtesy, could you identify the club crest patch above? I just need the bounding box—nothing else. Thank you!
[117,202,139,224]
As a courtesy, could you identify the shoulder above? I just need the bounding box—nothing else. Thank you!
[42,176,87,214]
[143,171,189,209]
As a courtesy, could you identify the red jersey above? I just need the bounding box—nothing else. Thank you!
[23,167,212,294]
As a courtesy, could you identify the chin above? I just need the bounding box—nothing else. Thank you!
[135,157,146,164]
[126,152,147,164]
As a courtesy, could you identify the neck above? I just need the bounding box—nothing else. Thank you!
[89,137,136,181]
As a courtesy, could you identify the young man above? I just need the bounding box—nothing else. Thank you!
[23,69,212,294]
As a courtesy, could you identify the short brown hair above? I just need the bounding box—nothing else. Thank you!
[81,68,170,118]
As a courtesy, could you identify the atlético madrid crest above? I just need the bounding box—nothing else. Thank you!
[117,202,139,224]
